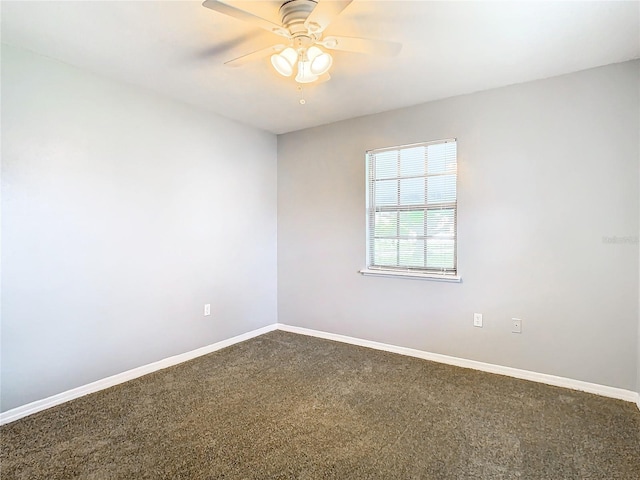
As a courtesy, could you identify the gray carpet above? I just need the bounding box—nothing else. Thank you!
[1,330,639,479]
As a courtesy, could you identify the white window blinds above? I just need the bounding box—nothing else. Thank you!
[366,139,457,276]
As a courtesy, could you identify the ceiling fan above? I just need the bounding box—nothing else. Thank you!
[202,0,402,85]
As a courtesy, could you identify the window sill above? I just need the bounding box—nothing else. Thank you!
[359,268,462,283]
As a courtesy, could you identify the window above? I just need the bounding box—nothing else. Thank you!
[362,139,458,280]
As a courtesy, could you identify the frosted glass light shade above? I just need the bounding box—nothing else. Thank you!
[307,46,333,75]
[271,47,298,77]
[295,60,318,84]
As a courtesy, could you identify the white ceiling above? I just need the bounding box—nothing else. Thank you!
[2,1,639,134]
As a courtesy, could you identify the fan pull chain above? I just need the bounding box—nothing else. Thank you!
[297,85,306,105]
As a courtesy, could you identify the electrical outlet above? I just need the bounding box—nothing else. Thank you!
[204,304,211,316]
[473,313,483,327]
[512,318,522,333]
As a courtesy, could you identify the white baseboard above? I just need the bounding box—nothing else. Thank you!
[3,322,638,425]
[0,324,278,426]
[276,324,640,407]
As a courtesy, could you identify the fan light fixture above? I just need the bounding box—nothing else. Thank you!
[271,47,298,76]
[203,0,403,92]
[271,45,333,83]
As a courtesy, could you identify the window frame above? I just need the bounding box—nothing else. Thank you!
[360,138,461,282]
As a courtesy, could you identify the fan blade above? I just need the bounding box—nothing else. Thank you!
[304,0,353,34]
[224,44,286,67]
[202,0,290,38]
[320,36,402,57]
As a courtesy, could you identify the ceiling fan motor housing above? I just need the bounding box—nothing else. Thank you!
[279,0,318,38]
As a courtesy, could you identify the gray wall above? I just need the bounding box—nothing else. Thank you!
[1,45,278,411]
[278,60,640,391]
